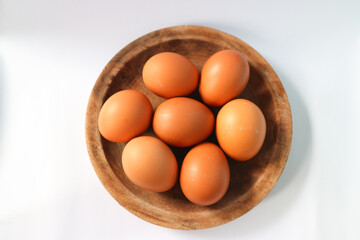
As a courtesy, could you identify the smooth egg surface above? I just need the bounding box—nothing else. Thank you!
[142,52,198,98]
[216,99,266,161]
[153,97,214,147]
[180,142,230,206]
[199,50,249,106]
[98,90,152,142]
[122,136,178,192]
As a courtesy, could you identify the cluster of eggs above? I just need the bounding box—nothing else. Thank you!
[98,50,266,206]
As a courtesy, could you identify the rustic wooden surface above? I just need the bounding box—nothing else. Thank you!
[85,25,292,230]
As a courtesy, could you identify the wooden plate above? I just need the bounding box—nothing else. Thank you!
[85,25,292,230]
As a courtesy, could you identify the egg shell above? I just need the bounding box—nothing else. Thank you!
[142,52,199,98]
[216,99,266,161]
[180,142,230,206]
[153,97,214,147]
[199,50,250,106]
[98,90,152,142]
[122,136,178,192]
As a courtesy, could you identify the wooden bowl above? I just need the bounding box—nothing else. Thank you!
[85,25,292,230]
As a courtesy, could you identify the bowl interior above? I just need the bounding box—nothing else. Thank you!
[86,26,292,230]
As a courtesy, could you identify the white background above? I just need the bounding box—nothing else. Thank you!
[1,0,360,239]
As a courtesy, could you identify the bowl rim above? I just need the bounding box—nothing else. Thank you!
[85,25,293,230]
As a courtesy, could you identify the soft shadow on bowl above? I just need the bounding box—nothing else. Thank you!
[267,70,312,197]
[175,69,312,237]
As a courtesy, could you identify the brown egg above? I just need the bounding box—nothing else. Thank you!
[98,90,152,142]
[142,52,199,98]
[199,50,250,106]
[216,99,266,161]
[153,97,214,147]
[122,136,178,192]
[180,142,230,206]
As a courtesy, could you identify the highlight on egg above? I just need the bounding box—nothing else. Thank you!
[98,90,153,142]
[142,52,199,98]
[216,99,266,161]
[199,49,250,106]
[180,142,230,206]
[122,136,178,192]
[153,97,215,147]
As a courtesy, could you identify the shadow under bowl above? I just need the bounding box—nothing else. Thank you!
[85,25,292,230]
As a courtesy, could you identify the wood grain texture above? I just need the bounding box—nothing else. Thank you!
[85,25,292,230]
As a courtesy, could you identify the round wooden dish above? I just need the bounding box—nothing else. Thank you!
[85,25,292,230]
